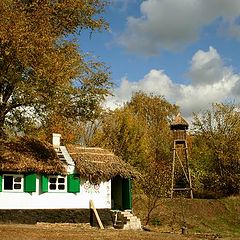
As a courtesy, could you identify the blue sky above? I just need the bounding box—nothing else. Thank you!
[79,0,240,118]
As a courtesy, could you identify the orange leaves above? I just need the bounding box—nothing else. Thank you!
[0,0,108,71]
[0,0,111,137]
[92,92,179,170]
[191,103,240,196]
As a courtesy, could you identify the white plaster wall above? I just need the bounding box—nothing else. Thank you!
[0,175,111,209]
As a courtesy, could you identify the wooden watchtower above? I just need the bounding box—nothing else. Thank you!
[170,113,193,199]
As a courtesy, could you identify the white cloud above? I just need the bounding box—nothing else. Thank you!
[105,47,240,117]
[105,69,177,109]
[118,0,240,55]
[188,47,224,86]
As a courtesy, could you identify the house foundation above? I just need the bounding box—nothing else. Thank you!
[0,209,114,226]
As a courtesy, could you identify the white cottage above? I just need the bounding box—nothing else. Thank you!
[0,134,139,227]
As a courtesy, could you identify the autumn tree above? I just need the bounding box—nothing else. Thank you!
[92,92,178,222]
[127,92,178,223]
[0,0,111,139]
[191,103,240,196]
[92,107,150,168]
[92,92,178,167]
[127,92,178,165]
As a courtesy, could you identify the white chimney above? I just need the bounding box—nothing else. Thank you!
[52,133,61,149]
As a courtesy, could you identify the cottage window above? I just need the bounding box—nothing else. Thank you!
[3,174,24,192]
[41,174,80,193]
[48,176,66,192]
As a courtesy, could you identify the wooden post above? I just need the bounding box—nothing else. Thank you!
[171,142,176,199]
[185,141,193,199]
[89,200,104,229]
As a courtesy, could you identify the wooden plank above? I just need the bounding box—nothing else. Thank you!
[172,188,192,191]
[89,200,104,229]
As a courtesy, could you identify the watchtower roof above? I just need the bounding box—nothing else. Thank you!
[170,113,189,130]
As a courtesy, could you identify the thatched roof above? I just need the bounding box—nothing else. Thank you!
[0,136,66,175]
[66,144,138,183]
[0,136,139,182]
[170,113,189,130]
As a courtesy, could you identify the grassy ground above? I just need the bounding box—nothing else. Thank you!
[0,223,236,240]
[133,195,240,239]
[0,196,239,239]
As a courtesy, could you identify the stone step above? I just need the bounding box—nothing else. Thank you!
[113,211,142,230]
[122,212,132,215]
[123,222,142,230]
[114,220,124,229]
[124,216,141,221]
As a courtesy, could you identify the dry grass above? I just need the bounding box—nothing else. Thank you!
[0,223,229,240]
[0,196,239,240]
[133,195,240,239]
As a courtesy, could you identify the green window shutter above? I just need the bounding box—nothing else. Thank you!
[122,178,132,210]
[67,174,80,193]
[0,175,2,192]
[24,173,36,192]
[41,175,48,193]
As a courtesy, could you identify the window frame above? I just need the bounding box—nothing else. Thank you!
[48,175,67,192]
[2,174,24,192]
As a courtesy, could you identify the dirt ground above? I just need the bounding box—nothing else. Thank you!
[0,223,237,240]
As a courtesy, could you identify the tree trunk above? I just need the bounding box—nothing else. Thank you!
[0,115,6,139]
[145,197,159,225]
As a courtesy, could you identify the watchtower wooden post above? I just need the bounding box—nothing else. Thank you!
[170,113,193,199]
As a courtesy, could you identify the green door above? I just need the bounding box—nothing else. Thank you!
[122,178,132,210]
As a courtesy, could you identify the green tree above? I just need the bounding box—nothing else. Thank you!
[0,0,111,138]
[192,103,240,196]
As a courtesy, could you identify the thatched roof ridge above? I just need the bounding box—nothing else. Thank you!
[170,113,189,130]
[66,144,138,183]
[0,136,66,175]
